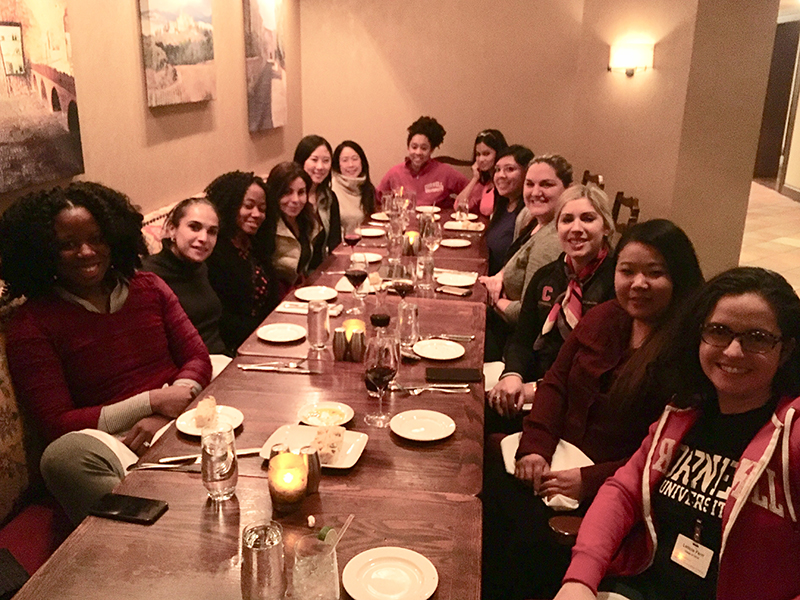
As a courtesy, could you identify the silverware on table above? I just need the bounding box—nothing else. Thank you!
[127,463,202,473]
[426,334,475,342]
[157,447,263,464]
[237,364,315,374]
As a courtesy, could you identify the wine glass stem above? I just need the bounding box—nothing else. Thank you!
[378,387,385,416]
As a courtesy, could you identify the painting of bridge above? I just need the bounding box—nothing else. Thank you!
[243,0,287,132]
[139,0,215,107]
[0,1,84,194]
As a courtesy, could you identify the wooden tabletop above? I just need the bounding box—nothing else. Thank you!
[15,473,481,600]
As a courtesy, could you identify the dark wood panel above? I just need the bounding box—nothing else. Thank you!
[15,475,481,600]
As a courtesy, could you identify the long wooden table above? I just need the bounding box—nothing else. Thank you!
[14,206,489,599]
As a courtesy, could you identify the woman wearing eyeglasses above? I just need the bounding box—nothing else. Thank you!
[553,267,800,600]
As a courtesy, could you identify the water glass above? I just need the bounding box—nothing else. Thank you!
[292,534,340,600]
[397,302,420,350]
[241,521,286,600]
[307,300,330,349]
[416,255,434,290]
[201,421,238,501]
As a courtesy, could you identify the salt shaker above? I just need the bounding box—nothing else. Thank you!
[307,300,329,349]
[300,446,321,494]
[350,330,367,362]
[333,327,348,361]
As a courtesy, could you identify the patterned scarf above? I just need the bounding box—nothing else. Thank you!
[534,247,609,349]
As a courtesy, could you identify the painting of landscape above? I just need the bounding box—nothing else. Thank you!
[0,0,84,194]
[139,0,215,107]
[243,0,287,131]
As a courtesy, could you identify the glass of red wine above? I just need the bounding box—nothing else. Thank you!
[391,263,415,314]
[345,253,369,316]
[342,223,362,255]
[364,314,399,427]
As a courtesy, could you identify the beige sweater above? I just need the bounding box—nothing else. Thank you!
[273,218,321,285]
[500,220,561,324]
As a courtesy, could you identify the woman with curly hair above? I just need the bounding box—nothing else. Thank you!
[0,182,211,524]
[204,170,280,350]
[376,116,469,207]
[264,161,321,286]
[294,135,341,268]
[332,139,376,230]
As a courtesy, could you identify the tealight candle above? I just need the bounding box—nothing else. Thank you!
[268,451,308,513]
[403,231,421,256]
[342,318,366,341]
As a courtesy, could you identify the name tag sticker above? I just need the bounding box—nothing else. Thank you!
[424,181,444,194]
[670,534,713,578]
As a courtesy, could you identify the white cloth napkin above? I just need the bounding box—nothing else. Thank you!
[275,301,344,317]
[501,434,594,511]
[335,276,376,294]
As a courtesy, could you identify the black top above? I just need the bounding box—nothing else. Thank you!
[310,186,341,272]
[503,252,616,381]
[142,244,228,355]
[206,236,280,351]
[485,199,523,275]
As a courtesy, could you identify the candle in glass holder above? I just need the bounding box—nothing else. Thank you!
[268,451,308,513]
[403,231,421,256]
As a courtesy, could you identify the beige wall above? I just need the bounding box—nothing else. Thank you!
[0,0,303,215]
[299,0,584,182]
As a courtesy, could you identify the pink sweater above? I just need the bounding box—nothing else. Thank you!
[376,158,469,207]
[6,272,211,442]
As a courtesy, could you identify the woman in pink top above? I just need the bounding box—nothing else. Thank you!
[454,129,508,216]
[376,116,469,208]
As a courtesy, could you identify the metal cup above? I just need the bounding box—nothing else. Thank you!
[241,521,286,600]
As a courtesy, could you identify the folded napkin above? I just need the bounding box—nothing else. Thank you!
[335,276,377,294]
[275,301,344,317]
[501,434,594,511]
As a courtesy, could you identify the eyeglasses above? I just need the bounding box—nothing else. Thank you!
[700,323,782,354]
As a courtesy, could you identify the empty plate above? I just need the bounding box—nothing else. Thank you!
[176,406,244,436]
[371,212,390,221]
[343,547,438,600]
[390,410,456,441]
[415,206,441,214]
[294,286,338,302]
[257,323,306,343]
[361,252,383,263]
[357,227,386,237]
[440,239,471,248]
[412,339,465,361]
[435,272,476,287]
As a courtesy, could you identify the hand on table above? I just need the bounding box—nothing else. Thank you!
[488,374,525,418]
[150,384,195,418]
[123,415,172,456]
[514,453,550,492]
[479,274,504,305]
[541,468,584,502]
[554,582,596,600]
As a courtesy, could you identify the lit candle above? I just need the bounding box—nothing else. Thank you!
[403,231,421,256]
[268,452,308,513]
[342,318,366,341]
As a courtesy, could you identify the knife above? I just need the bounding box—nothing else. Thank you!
[127,463,202,473]
[157,447,263,464]
[238,365,315,374]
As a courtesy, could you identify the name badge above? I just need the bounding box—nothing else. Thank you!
[670,533,713,578]
[424,181,444,194]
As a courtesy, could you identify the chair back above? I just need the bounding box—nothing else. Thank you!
[612,191,641,234]
[436,155,473,167]
[581,170,604,189]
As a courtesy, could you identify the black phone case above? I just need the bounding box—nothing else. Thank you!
[89,493,169,525]
[426,367,482,383]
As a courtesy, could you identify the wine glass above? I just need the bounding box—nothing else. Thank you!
[421,217,442,255]
[345,253,369,316]
[341,222,361,255]
[391,262,415,314]
[363,319,399,428]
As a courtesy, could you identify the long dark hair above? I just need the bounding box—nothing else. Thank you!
[488,144,534,230]
[332,140,376,215]
[204,171,267,241]
[660,267,800,407]
[264,161,316,245]
[293,135,333,190]
[0,182,146,300]
[473,129,508,185]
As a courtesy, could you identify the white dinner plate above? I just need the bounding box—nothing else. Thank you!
[297,401,355,426]
[257,323,307,343]
[176,406,244,436]
[440,239,471,248]
[415,205,441,214]
[294,286,338,302]
[361,252,383,263]
[390,410,456,442]
[371,212,390,221]
[412,339,465,361]
[443,221,485,232]
[435,272,476,287]
[450,213,479,221]
[357,227,386,238]
[260,424,368,469]
[343,547,438,600]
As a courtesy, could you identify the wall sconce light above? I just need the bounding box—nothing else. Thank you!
[608,43,654,77]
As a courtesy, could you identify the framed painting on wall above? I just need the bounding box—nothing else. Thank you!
[139,0,215,107]
[243,0,287,132]
[0,4,84,194]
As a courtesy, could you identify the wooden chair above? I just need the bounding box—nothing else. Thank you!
[436,155,473,167]
[581,170,605,189]
[612,191,641,234]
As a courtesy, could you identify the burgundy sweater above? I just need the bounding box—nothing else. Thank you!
[6,272,211,442]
